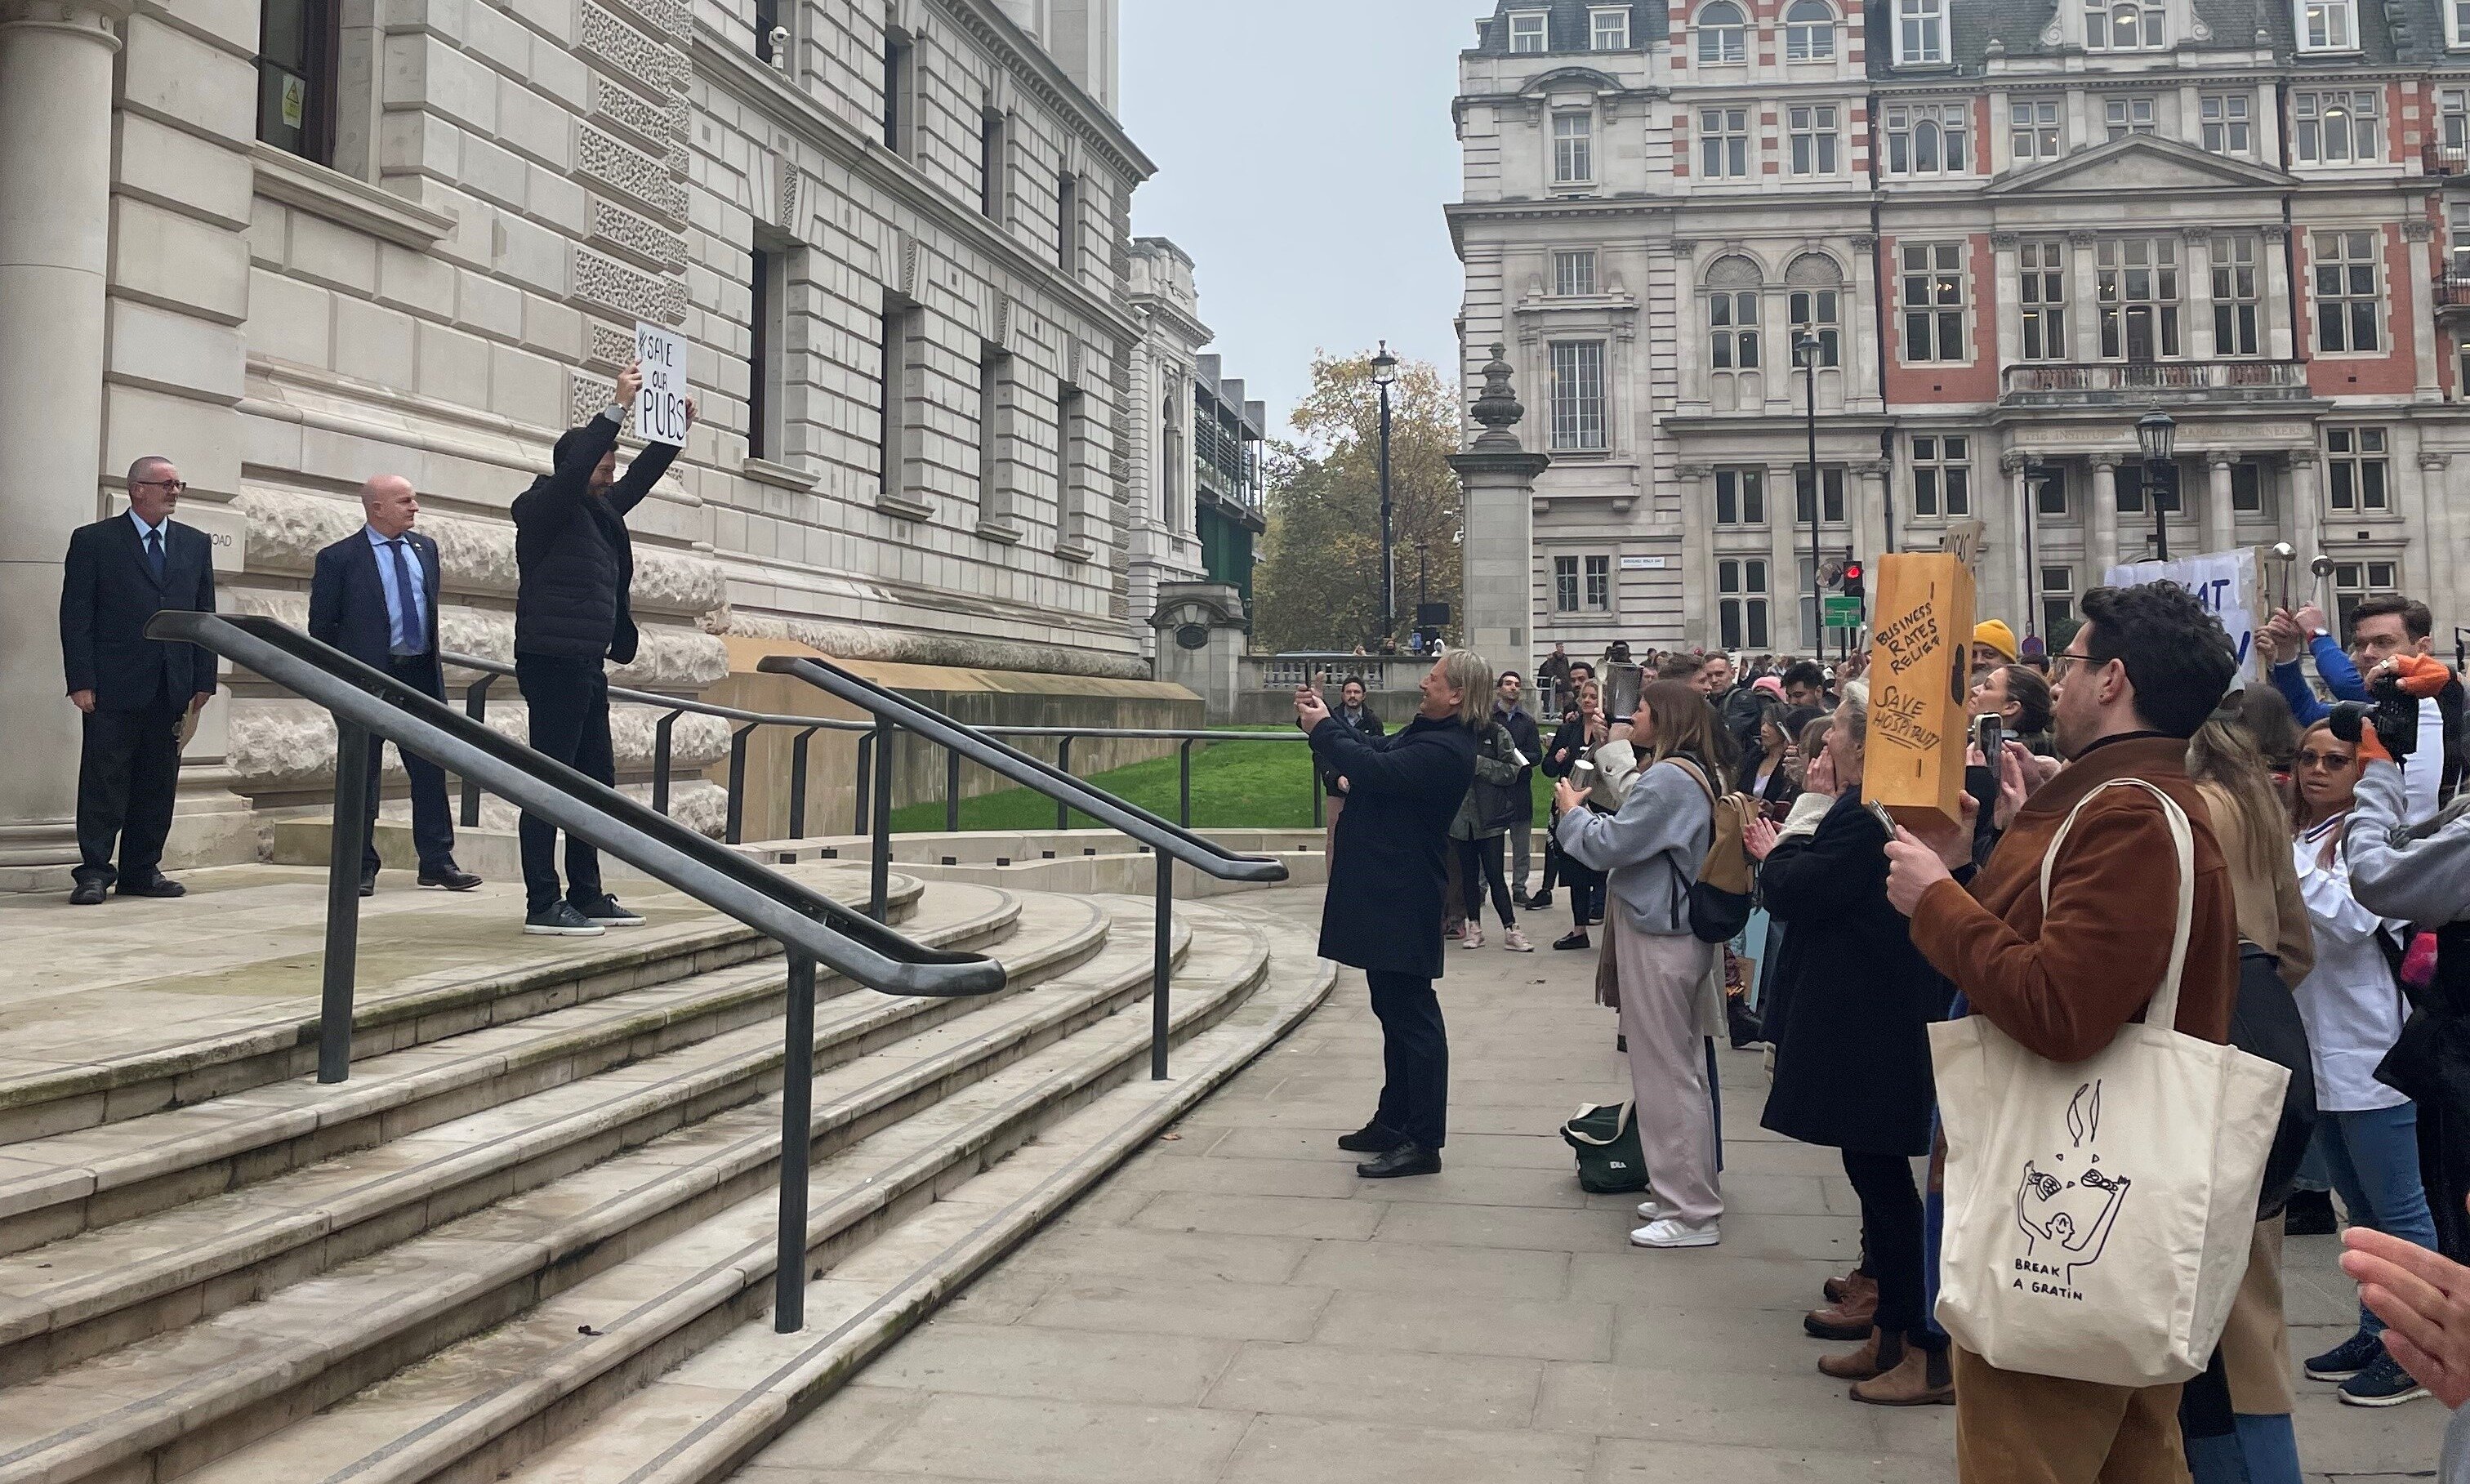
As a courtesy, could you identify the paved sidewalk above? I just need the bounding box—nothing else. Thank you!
[732,888,2446,1484]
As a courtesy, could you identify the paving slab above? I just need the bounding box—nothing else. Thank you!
[729,886,2450,1484]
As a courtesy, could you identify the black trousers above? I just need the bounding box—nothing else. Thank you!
[1366,969,1449,1149]
[360,655,457,875]
[1842,1149,1939,1347]
[76,700,187,886]
[1457,835,1514,928]
[516,654,613,912]
[1563,859,1604,929]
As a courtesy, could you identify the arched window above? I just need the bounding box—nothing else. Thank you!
[1784,0,1837,59]
[1705,256,1763,370]
[1785,254,1844,368]
[1696,1,1747,62]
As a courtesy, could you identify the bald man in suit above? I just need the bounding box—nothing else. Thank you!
[308,475,481,897]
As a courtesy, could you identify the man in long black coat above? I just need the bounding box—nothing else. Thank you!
[1300,651,1483,1179]
[58,457,219,905]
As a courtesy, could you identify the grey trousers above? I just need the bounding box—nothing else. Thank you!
[1508,816,1533,892]
[1611,915,1723,1226]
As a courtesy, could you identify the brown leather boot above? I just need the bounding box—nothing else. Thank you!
[1818,1329,1892,1380]
[1849,1344,1955,1406]
[1804,1272,1878,1340]
[1821,1269,1859,1304]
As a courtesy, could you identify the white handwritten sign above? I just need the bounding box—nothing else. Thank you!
[2105,548,2262,678]
[634,322,690,447]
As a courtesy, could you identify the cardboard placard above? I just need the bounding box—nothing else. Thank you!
[2104,546,2271,680]
[1865,552,1976,828]
[634,322,690,447]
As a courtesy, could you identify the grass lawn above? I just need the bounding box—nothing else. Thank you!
[887,728,1558,834]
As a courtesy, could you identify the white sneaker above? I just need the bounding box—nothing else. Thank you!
[1634,1195,1672,1222]
[1630,1217,1721,1249]
[1460,925,1483,950]
[1504,925,1534,952]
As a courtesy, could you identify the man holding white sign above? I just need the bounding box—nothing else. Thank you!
[510,360,695,937]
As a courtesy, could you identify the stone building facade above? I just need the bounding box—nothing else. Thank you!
[1452,0,2470,665]
[0,0,1158,884]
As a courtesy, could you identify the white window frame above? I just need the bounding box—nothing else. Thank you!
[1717,559,1771,650]
[1714,467,1768,527]
[1896,0,1946,63]
[2212,234,2263,357]
[1910,435,1972,519]
[2301,0,2358,50]
[2103,96,2158,140]
[2010,98,2061,163]
[2441,87,2470,149]
[1884,101,1969,176]
[1789,103,1840,175]
[1554,110,1595,184]
[1549,341,1609,452]
[2019,238,2068,361]
[1553,249,1598,297]
[1790,284,1842,366]
[1709,287,1761,369]
[1584,554,1613,611]
[2086,0,2165,49]
[2313,230,2383,354]
[1509,9,1549,52]
[2097,237,2182,360]
[1554,555,1581,613]
[1590,5,1632,49]
[2040,564,2077,639]
[1784,0,1838,59]
[1899,240,1967,363]
[2333,559,2401,637]
[2294,90,2381,165]
[2325,427,2391,512]
[2451,199,2470,279]
[1795,465,1848,524]
[2200,93,2251,154]
[2452,0,2470,47]
[1697,0,1748,62]
[1700,105,1751,178]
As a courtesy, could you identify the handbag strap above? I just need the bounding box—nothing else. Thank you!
[2038,777,2197,1032]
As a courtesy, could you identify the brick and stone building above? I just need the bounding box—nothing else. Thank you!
[1452,0,2470,664]
[0,0,1175,884]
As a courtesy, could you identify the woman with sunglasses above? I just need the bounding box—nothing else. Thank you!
[2289,716,2443,1408]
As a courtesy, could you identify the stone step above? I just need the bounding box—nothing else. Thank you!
[751,830,1334,902]
[167,904,1309,1484]
[0,876,1003,1263]
[0,889,1109,1384]
[0,864,924,1150]
[494,906,1336,1484]
[0,898,1236,1484]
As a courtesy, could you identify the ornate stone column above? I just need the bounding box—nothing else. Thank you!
[1451,345,1552,667]
[2090,456,2121,577]
[2405,219,2441,399]
[2002,450,2034,633]
[1766,465,1802,653]
[0,0,128,889]
[1854,459,1891,566]
[2185,228,2218,360]
[2069,230,2102,363]
[2289,448,2321,573]
[2263,225,2295,361]
[2206,451,2238,555]
[1676,465,1714,646]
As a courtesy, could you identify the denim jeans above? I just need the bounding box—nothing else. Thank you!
[2185,1415,2301,1484]
[2316,1103,2441,1335]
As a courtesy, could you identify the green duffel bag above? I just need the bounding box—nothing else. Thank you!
[1561,1100,1650,1194]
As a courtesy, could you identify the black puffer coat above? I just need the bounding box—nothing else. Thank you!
[512,412,680,664]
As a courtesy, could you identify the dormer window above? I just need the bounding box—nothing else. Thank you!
[1591,5,1632,48]
[2450,0,2470,46]
[2300,0,2357,48]
[1896,0,1946,65]
[1785,0,1838,59]
[2086,0,2164,49]
[1509,9,1549,52]
[1697,1,1748,62]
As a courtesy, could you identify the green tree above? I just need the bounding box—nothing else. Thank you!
[1252,350,1464,655]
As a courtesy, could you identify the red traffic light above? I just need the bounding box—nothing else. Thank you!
[1842,561,1864,583]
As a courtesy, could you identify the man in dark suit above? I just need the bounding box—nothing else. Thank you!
[58,457,220,905]
[308,475,483,897]
[511,362,693,937]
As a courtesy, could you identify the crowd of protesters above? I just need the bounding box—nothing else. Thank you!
[1300,582,2470,1482]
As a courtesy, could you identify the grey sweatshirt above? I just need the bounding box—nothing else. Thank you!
[2344,760,2470,925]
[1554,757,1714,936]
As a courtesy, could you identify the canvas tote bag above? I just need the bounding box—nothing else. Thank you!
[1929,778,2289,1388]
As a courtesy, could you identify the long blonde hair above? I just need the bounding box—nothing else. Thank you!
[1437,649,1494,729]
[2187,716,2293,888]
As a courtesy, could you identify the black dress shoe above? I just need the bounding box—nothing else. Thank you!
[68,880,107,907]
[1553,929,1591,951]
[418,864,484,892]
[1357,1142,1442,1179]
[359,870,377,898]
[1337,1121,1408,1154]
[116,876,185,898]
[1526,891,1554,911]
[2284,1188,2338,1237]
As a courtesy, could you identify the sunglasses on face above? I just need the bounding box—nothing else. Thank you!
[2296,748,2356,770]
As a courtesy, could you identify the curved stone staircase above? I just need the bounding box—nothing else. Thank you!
[0,859,1333,1484]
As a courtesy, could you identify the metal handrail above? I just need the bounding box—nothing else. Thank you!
[761,652,1293,1084]
[150,613,1007,1336]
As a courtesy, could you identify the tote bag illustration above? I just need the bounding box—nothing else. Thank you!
[1929,779,2289,1388]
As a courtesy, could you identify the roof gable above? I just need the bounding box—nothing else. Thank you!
[1985,131,2294,194]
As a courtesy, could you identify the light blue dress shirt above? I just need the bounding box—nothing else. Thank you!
[363,525,428,655]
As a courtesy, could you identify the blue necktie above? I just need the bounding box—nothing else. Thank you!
[144,529,164,582]
[386,539,424,653]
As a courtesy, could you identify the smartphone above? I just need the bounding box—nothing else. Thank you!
[1973,714,2004,765]
[1866,800,1897,836]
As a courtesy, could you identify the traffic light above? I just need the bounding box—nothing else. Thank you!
[1841,560,1864,600]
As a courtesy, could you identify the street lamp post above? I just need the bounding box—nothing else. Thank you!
[1372,342,1398,645]
[1795,331,1823,653]
[2137,408,2177,563]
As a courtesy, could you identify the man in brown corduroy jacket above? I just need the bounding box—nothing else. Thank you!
[1888,581,2243,1484]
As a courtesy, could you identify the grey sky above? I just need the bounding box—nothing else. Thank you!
[1117,0,1473,440]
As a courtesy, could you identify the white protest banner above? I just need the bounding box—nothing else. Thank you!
[634,322,690,447]
[2104,547,2262,676]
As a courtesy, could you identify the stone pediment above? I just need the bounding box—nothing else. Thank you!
[1986,135,2292,198]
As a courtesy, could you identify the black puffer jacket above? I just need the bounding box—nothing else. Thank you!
[512,412,680,663]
